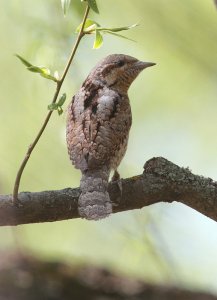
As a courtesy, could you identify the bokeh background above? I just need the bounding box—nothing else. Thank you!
[1,0,217,294]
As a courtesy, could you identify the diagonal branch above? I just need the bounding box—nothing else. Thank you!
[1,157,217,226]
[12,4,90,203]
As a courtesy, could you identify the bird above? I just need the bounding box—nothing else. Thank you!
[66,54,155,220]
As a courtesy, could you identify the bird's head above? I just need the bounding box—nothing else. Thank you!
[89,54,155,93]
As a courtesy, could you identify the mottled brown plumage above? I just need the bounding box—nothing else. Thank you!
[66,54,155,220]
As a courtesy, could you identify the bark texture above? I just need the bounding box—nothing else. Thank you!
[0,157,217,226]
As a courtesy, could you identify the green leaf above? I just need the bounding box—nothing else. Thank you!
[40,67,50,75]
[103,30,136,42]
[27,66,44,73]
[98,23,138,33]
[76,19,100,33]
[48,93,66,115]
[58,93,66,106]
[15,54,33,67]
[87,0,99,13]
[58,107,63,115]
[61,0,71,16]
[40,73,57,82]
[16,54,58,82]
[26,66,57,82]
[48,103,59,111]
[93,30,103,49]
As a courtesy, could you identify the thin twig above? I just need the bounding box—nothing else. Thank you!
[13,4,90,204]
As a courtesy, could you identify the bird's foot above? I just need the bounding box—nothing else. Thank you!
[111,170,120,182]
[111,170,123,200]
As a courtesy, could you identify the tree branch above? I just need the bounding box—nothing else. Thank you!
[1,157,217,226]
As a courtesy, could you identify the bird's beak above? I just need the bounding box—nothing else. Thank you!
[135,61,156,70]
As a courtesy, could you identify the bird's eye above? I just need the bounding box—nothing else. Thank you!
[117,60,125,67]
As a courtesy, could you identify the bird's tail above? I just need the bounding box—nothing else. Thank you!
[78,168,112,220]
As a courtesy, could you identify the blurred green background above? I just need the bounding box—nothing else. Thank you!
[0,0,217,294]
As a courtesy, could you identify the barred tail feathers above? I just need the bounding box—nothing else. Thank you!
[78,168,112,220]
